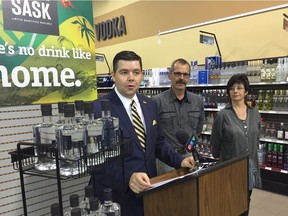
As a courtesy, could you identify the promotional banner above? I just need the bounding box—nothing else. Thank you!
[0,0,96,106]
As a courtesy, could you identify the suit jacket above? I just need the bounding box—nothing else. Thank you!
[90,89,184,216]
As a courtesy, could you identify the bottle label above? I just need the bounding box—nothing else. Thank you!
[40,127,56,144]
[285,131,288,140]
[277,131,284,139]
[72,130,83,141]
[63,135,72,150]
[87,122,103,136]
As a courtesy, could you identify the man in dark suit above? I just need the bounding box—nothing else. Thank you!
[91,50,195,216]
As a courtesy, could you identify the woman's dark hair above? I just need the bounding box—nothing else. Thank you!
[112,50,142,72]
[226,73,250,97]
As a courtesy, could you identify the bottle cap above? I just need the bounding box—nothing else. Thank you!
[71,208,81,216]
[75,100,84,111]
[89,197,99,211]
[50,203,61,216]
[103,188,112,201]
[58,101,68,113]
[101,99,110,112]
[64,104,75,117]
[41,104,52,116]
[84,102,94,114]
[70,194,79,208]
[84,185,94,197]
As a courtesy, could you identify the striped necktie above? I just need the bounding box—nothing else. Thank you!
[131,100,146,151]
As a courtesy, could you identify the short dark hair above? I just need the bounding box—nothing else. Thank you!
[169,58,191,73]
[226,73,250,97]
[112,51,142,72]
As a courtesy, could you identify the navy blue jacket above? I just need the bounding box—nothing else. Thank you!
[90,89,184,216]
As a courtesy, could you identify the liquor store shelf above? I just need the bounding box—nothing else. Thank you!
[199,158,288,174]
[260,138,288,145]
[259,164,288,174]
[97,81,288,90]
[204,108,288,115]
[201,131,288,145]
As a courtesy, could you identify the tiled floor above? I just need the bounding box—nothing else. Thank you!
[249,188,288,216]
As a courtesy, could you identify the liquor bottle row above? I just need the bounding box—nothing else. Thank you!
[201,117,288,143]
[197,134,288,170]
[197,88,288,111]
[138,88,230,109]
[196,135,212,158]
[34,100,120,176]
[194,57,288,85]
[202,113,215,133]
[249,89,288,111]
[98,82,287,111]
[258,143,288,170]
[260,120,288,141]
[50,185,120,216]
[139,57,288,87]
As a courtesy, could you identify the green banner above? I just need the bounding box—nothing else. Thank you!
[0,0,96,106]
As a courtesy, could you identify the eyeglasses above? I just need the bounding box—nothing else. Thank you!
[229,86,245,91]
[172,72,190,79]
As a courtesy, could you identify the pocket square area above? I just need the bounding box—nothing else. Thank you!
[153,120,157,125]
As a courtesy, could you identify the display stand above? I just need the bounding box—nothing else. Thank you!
[141,155,249,216]
[9,139,133,216]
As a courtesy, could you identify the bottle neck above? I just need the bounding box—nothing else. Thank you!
[42,115,52,123]
[58,112,65,120]
[84,113,94,121]
[64,116,75,124]
[75,110,84,117]
[102,110,111,117]
[104,200,113,206]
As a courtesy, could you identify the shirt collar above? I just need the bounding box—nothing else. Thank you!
[168,88,189,103]
[114,87,140,111]
[225,102,253,110]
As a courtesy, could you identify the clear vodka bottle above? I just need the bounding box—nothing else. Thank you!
[97,100,119,158]
[80,185,94,214]
[99,188,121,216]
[71,208,82,216]
[75,100,85,124]
[83,102,103,166]
[56,101,68,125]
[64,194,88,216]
[33,104,57,171]
[57,104,86,176]
[89,197,102,216]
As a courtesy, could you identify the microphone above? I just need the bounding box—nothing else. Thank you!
[175,129,200,162]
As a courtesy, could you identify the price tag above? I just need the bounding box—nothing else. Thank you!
[280,169,288,174]
[265,167,272,170]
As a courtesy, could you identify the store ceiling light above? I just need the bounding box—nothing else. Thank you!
[158,4,288,36]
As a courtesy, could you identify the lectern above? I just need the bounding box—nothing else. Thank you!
[141,155,249,216]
